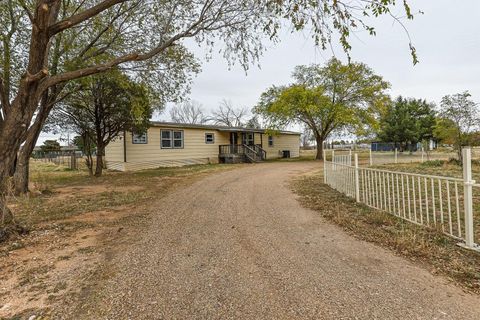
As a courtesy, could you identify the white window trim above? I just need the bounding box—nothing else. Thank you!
[173,130,184,149]
[132,132,148,144]
[161,129,184,149]
[205,132,215,144]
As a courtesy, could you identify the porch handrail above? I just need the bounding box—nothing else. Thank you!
[219,144,265,162]
[252,145,267,160]
[219,144,245,155]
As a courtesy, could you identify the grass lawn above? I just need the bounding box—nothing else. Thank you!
[9,161,236,227]
[292,168,480,294]
[372,160,480,180]
[373,160,480,241]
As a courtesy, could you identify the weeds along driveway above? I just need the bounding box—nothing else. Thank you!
[69,161,480,319]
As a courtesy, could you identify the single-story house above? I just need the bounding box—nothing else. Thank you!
[105,121,301,171]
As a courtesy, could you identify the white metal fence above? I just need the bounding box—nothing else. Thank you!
[368,149,458,166]
[324,147,479,251]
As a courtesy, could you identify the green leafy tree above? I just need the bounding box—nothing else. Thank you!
[39,140,61,153]
[48,70,152,176]
[435,91,479,161]
[255,58,390,160]
[378,96,436,151]
[0,0,418,229]
[8,2,199,196]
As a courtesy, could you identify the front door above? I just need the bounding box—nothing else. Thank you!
[244,132,254,146]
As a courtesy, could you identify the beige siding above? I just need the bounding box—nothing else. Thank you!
[125,127,230,162]
[105,125,300,171]
[106,161,126,171]
[105,136,124,162]
[107,127,229,171]
[264,134,300,159]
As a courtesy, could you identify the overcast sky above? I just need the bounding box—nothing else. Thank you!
[157,0,480,117]
[41,0,480,144]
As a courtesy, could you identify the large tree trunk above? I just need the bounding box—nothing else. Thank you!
[13,124,44,195]
[0,115,27,226]
[0,174,16,240]
[0,2,62,225]
[315,135,324,160]
[94,145,104,177]
[13,93,56,195]
[86,156,94,176]
[13,155,29,196]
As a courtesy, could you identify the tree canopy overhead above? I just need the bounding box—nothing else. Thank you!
[255,58,390,159]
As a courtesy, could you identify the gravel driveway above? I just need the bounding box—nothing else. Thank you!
[85,162,480,319]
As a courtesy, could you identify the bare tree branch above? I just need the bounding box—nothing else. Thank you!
[169,100,207,124]
[210,99,249,127]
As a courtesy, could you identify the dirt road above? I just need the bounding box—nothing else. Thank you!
[78,162,480,319]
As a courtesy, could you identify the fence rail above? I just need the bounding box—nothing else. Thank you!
[32,151,105,171]
[324,148,479,251]
[324,148,480,166]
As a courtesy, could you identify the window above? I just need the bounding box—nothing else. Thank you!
[268,135,274,147]
[161,130,171,148]
[205,133,215,144]
[173,131,183,148]
[161,130,184,149]
[132,132,148,144]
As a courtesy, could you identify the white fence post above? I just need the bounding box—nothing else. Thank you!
[332,150,335,171]
[323,148,327,184]
[369,149,373,166]
[421,147,425,163]
[462,147,475,249]
[354,153,360,202]
[395,148,398,164]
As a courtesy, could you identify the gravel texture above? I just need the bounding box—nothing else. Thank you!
[81,162,480,319]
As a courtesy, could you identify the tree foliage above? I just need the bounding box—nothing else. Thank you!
[377,96,436,151]
[435,91,479,160]
[48,69,152,176]
[39,140,61,153]
[0,0,418,227]
[255,58,390,159]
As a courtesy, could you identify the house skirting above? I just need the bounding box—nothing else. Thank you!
[106,157,219,172]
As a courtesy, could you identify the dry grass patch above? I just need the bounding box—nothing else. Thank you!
[1,162,238,319]
[292,170,480,294]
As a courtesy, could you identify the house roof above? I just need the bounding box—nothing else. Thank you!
[150,121,300,135]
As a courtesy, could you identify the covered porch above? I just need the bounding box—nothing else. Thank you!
[218,130,267,163]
